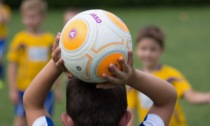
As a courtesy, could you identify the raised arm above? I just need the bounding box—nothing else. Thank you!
[131,70,177,125]
[23,35,63,126]
[98,51,177,126]
[23,60,61,125]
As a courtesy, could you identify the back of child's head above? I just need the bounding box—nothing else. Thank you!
[66,78,127,126]
[21,0,47,15]
[136,26,165,49]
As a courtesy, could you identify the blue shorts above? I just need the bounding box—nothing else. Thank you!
[0,39,6,57]
[15,91,55,117]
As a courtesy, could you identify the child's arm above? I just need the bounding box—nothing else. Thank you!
[184,90,210,104]
[7,35,23,104]
[23,60,61,125]
[98,52,177,126]
[8,62,19,104]
[170,69,210,104]
[129,70,176,125]
[23,35,63,126]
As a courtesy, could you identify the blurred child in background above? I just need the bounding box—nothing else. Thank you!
[63,9,79,24]
[7,0,61,126]
[127,26,210,126]
[0,0,10,88]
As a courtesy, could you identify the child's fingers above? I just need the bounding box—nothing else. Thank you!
[52,47,61,62]
[65,71,73,79]
[52,33,61,51]
[55,58,64,68]
[119,57,129,73]
[102,73,123,85]
[128,51,134,67]
[109,64,125,79]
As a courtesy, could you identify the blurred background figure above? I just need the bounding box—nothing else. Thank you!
[63,8,79,24]
[0,0,10,89]
[127,26,210,126]
[7,0,61,126]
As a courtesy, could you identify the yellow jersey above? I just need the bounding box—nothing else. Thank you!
[7,31,54,91]
[0,4,10,38]
[127,65,191,126]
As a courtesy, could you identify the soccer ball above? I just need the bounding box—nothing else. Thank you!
[59,9,132,83]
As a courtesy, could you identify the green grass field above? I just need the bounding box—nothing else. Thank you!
[1,7,210,125]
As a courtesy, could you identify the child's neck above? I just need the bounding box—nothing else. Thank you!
[143,64,160,73]
[26,27,43,35]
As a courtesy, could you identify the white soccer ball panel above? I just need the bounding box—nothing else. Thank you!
[60,9,132,83]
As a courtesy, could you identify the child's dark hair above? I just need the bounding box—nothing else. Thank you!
[66,78,127,126]
[136,26,165,49]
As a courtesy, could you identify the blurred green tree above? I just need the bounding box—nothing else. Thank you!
[5,0,210,8]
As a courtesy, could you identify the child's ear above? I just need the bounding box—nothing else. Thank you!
[61,112,74,126]
[119,111,132,126]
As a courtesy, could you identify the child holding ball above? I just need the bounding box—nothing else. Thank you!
[23,33,177,126]
[127,26,210,126]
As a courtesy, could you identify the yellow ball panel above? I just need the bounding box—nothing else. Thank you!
[106,12,129,32]
[97,53,126,78]
[62,20,88,51]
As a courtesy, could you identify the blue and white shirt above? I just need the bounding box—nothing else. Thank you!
[140,114,164,126]
[32,116,54,126]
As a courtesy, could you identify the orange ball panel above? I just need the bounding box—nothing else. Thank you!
[97,53,126,78]
[62,20,88,51]
[106,12,129,33]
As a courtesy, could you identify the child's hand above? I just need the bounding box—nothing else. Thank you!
[52,33,65,71]
[97,51,136,89]
[52,33,73,78]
